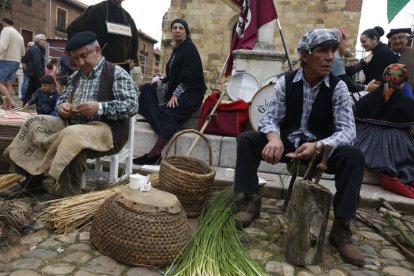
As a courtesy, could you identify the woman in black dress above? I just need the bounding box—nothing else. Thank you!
[133,18,206,165]
[354,63,414,198]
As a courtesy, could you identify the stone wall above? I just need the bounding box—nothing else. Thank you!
[161,0,362,87]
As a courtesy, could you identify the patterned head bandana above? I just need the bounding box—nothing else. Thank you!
[382,63,408,102]
[297,29,340,54]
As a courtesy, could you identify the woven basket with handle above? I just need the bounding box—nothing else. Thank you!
[159,129,216,218]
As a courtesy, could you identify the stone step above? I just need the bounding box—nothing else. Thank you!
[134,165,414,214]
[134,121,380,186]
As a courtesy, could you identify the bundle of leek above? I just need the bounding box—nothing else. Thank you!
[166,188,267,275]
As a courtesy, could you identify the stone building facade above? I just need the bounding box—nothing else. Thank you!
[161,0,362,86]
[0,0,85,46]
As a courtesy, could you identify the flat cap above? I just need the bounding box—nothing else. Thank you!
[2,18,13,25]
[386,28,412,39]
[65,31,97,51]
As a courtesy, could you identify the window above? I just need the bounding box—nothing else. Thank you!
[22,0,32,6]
[56,7,67,33]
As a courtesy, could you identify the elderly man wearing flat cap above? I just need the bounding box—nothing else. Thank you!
[233,29,365,266]
[387,28,414,91]
[51,31,138,196]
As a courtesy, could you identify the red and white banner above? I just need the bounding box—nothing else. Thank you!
[225,0,277,76]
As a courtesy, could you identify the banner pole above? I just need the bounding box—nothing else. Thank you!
[276,17,293,72]
[186,53,230,156]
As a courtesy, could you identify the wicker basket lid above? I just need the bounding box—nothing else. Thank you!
[116,187,182,214]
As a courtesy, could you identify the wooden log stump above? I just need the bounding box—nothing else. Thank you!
[284,179,332,265]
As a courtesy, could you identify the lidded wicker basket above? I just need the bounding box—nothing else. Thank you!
[90,187,191,267]
[159,129,216,217]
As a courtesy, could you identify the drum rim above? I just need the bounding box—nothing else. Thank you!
[249,83,275,131]
[262,75,279,87]
[226,72,259,101]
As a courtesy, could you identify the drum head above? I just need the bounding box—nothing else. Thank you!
[262,75,279,87]
[226,72,259,102]
[249,84,275,131]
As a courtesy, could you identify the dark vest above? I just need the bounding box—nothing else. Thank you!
[70,61,129,144]
[280,70,339,141]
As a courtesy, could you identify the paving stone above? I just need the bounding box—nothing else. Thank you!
[328,269,346,276]
[62,251,92,264]
[126,267,160,276]
[11,258,43,270]
[379,258,399,266]
[364,258,381,266]
[56,232,78,243]
[42,263,75,275]
[297,272,314,276]
[1,245,28,263]
[401,260,414,270]
[37,239,61,249]
[249,250,273,261]
[20,230,49,245]
[306,265,322,274]
[80,256,125,276]
[268,242,282,253]
[380,248,406,261]
[265,261,295,276]
[79,232,90,241]
[9,270,41,276]
[73,272,99,276]
[260,213,272,219]
[23,249,58,260]
[383,266,414,276]
[360,244,376,255]
[244,227,268,238]
[358,231,388,243]
[66,243,92,252]
[348,271,380,276]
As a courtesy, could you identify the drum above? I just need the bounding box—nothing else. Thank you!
[262,75,279,87]
[249,83,275,131]
[226,72,259,102]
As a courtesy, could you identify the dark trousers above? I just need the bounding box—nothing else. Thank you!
[234,131,365,219]
[23,76,41,105]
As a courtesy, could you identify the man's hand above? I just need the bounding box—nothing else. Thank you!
[3,97,17,110]
[285,142,316,160]
[59,102,73,118]
[76,101,99,116]
[262,132,284,164]
[23,103,30,110]
[167,96,178,108]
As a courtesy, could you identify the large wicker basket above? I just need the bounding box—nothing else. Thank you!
[159,129,216,217]
[90,188,191,267]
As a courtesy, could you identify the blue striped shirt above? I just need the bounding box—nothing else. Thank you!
[258,68,355,150]
[57,57,138,123]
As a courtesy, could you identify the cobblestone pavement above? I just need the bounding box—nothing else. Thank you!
[1,196,414,276]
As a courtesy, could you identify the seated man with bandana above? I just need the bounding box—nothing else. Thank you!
[233,29,365,266]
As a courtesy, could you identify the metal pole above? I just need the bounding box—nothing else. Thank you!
[276,17,293,72]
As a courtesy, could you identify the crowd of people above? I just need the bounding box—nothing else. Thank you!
[1,0,414,268]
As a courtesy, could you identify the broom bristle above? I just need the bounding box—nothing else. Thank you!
[41,185,127,234]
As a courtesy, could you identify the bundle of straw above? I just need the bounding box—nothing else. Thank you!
[0,173,25,192]
[41,185,126,234]
[165,188,266,275]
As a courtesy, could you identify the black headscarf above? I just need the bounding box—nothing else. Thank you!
[170,18,191,37]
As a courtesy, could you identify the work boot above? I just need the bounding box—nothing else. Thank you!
[234,194,261,228]
[329,218,365,266]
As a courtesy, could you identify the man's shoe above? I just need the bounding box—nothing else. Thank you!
[329,218,365,267]
[234,194,261,228]
[133,154,162,165]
